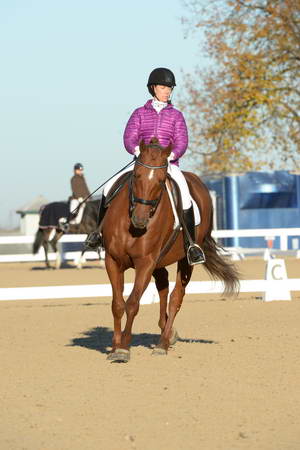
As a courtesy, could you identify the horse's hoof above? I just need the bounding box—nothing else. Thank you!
[107,349,130,363]
[152,347,168,356]
[170,328,180,346]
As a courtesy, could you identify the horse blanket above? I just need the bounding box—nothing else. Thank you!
[39,202,69,228]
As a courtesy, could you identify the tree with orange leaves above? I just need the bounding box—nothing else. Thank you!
[181,0,300,175]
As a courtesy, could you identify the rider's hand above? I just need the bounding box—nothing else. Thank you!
[168,152,175,162]
[134,146,140,157]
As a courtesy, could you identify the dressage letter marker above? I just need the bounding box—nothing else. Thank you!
[263,258,291,302]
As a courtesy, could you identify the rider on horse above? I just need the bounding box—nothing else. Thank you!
[58,163,91,231]
[86,68,205,264]
[69,163,90,223]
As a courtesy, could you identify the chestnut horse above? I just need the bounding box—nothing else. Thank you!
[102,139,239,362]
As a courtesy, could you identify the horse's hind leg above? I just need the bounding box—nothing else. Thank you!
[50,229,64,252]
[42,241,51,269]
[152,267,178,354]
[105,254,126,359]
[153,268,169,333]
[156,258,193,354]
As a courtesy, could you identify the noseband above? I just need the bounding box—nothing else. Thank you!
[129,155,168,217]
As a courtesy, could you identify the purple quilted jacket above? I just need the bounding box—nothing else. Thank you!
[123,99,188,165]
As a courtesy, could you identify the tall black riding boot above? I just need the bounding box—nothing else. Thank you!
[84,195,107,250]
[183,206,205,265]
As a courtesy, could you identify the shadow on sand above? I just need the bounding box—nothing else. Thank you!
[68,326,217,355]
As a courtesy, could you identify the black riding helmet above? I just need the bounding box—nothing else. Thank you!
[74,163,83,170]
[147,67,176,96]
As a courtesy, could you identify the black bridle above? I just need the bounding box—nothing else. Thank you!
[129,155,168,217]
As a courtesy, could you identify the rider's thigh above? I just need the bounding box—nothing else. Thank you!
[70,198,79,211]
[167,164,191,209]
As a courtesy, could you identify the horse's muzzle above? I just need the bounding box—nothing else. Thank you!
[131,213,149,229]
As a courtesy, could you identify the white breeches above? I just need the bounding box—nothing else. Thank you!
[103,163,192,210]
[167,164,192,209]
[70,198,85,224]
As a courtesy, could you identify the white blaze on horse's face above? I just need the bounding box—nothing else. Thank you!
[148,169,154,181]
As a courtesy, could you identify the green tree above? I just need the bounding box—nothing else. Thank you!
[181,0,300,175]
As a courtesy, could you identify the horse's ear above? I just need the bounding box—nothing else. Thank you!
[164,142,172,157]
[150,137,159,145]
[139,140,145,152]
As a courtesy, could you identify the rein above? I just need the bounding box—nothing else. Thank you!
[71,146,168,217]
[70,159,135,216]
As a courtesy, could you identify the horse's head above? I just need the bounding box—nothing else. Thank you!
[130,138,172,229]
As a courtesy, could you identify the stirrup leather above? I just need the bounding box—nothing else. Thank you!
[186,243,206,265]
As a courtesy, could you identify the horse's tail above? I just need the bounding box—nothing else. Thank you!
[33,228,44,254]
[202,215,240,296]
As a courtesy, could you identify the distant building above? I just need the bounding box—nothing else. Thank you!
[204,171,300,249]
[16,195,48,235]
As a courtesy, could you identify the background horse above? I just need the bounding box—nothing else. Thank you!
[102,139,239,362]
[33,199,99,268]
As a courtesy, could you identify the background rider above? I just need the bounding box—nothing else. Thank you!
[69,162,90,225]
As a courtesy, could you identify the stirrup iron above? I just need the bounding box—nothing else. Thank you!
[186,243,206,266]
[84,231,103,251]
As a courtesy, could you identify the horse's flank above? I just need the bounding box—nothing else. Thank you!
[185,171,239,296]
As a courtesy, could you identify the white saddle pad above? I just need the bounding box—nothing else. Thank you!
[165,184,201,229]
[192,198,201,226]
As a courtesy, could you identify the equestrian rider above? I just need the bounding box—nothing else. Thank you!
[86,68,205,264]
[69,163,90,224]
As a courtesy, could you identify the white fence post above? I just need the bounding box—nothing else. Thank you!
[280,234,288,251]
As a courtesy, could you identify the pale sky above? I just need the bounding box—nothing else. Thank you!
[0,0,204,228]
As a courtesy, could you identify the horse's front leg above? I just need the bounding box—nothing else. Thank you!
[157,258,193,354]
[114,257,155,362]
[105,254,125,358]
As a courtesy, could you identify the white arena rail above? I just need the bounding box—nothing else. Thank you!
[0,234,87,244]
[0,234,95,264]
[212,228,300,251]
[0,228,300,263]
[1,278,300,302]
